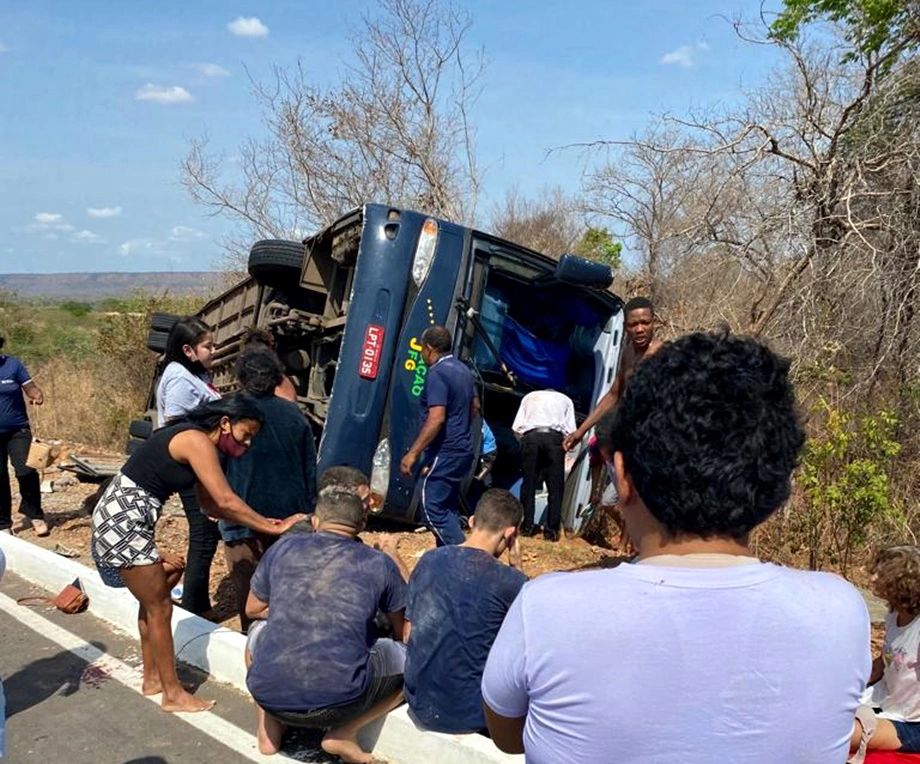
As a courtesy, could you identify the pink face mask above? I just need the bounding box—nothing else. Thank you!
[217,429,248,459]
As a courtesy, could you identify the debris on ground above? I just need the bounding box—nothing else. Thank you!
[52,543,81,559]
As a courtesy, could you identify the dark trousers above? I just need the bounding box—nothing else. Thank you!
[180,486,221,615]
[0,427,43,530]
[223,534,274,633]
[421,450,474,546]
[520,429,565,532]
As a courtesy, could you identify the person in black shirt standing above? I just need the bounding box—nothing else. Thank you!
[90,395,305,713]
[222,348,318,631]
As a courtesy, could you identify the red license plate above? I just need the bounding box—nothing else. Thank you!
[359,324,385,379]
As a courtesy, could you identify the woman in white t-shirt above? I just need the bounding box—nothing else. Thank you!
[156,318,220,426]
[851,545,920,757]
[155,317,221,617]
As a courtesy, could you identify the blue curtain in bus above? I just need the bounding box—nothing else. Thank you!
[500,315,569,389]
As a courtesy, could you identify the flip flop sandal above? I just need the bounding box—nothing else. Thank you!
[52,544,81,559]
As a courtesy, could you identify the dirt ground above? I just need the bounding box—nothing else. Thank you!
[7,455,884,651]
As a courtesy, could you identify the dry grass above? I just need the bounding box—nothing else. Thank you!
[12,297,196,451]
[28,356,153,452]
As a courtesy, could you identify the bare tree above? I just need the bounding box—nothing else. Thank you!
[577,24,920,557]
[183,0,483,265]
[578,20,918,364]
[489,186,583,256]
[579,126,721,302]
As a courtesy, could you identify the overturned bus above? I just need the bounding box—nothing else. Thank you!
[138,204,625,534]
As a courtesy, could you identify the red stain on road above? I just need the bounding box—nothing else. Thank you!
[81,661,112,689]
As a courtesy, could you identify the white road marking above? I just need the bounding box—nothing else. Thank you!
[0,592,311,763]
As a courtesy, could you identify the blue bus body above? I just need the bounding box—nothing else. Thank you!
[311,204,624,528]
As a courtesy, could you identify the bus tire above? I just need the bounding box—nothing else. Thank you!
[248,240,305,289]
[149,312,181,333]
[147,328,169,353]
[128,419,153,440]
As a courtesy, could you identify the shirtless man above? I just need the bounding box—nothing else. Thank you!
[563,296,662,453]
[563,297,661,547]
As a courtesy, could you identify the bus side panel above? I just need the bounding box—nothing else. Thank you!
[385,222,469,515]
[562,308,625,534]
[196,277,264,394]
[316,207,422,478]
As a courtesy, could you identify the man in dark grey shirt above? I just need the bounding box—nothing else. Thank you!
[245,489,407,760]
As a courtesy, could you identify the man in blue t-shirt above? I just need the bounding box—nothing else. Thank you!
[400,325,478,546]
[404,488,526,734]
[244,489,407,760]
[0,336,48,535]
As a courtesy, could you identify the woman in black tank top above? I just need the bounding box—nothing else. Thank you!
[90,395,307,714]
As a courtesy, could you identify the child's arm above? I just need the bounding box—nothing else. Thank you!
[868,654,884,686]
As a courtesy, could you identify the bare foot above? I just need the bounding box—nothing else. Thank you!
[142,677,163,696]
[321,732,376,764]
[257,710,284,755]
[161,689,216,713]
[143,679,194,696]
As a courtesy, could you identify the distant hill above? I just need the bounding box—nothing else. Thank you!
[0,272,228,301]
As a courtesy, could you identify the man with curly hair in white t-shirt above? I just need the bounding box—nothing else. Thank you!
[483,331,871,764]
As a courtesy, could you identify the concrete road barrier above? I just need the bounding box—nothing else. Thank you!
[0,532,523,763]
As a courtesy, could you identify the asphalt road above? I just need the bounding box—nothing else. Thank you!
[0,571,337,764]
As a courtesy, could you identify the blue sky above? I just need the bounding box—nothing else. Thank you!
[0,1,782,274]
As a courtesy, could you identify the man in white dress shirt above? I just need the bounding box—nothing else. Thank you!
[512,390,576,541]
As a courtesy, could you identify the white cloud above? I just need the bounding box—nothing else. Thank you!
[29,212,74,233]
[72,229,105,244]
[119,238,157,256]
[660,42,709,69]
[169,225,206,241]
[192,62,230,78]
[135,84,194,104]
[227,16,269,37]
[87,206,122,219]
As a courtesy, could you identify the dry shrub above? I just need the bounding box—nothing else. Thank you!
[23,296,198,452]
[28,356,153,451]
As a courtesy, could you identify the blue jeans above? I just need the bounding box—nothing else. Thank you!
[892,719,920,753]
[421,451,474,546]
